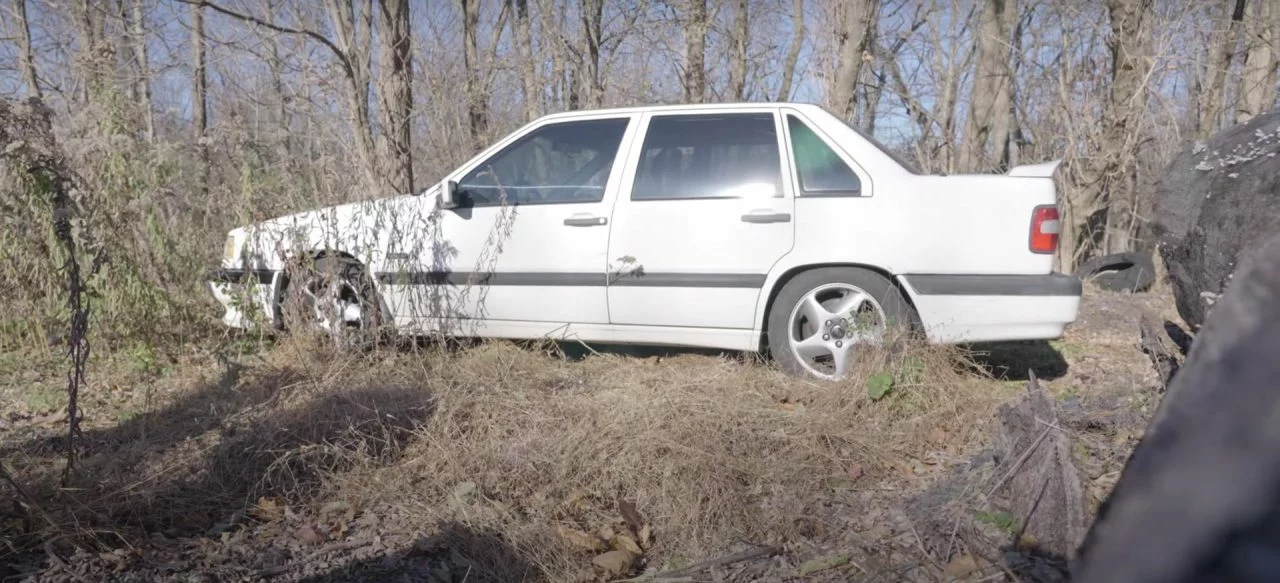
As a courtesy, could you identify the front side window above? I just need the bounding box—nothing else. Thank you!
[457,117,630,206]
[631,113,783,200]
[787,114,862,196]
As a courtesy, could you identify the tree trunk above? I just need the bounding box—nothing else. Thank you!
[513,0,539,121]
[683,0,707,103]
[461,0,488,146]
[191,1,209,196]
[16,0,41,98]
[776,0,805,101]
[1236,0,1280,123]
[129,0,154,142]
[831,0,878,121]
[74,0,108,103]
[375,0,414,194]
[581,0,604,108]
[728,0,749,101]
[322,0,379,192]
[1200,0,1246,138]
[960,0,1017,173]
[1063,0,1154,265]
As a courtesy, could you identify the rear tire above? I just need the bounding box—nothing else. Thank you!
[766,267,918,380]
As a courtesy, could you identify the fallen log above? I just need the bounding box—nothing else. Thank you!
[1137,312,1182,390]
[990,370,1086,562]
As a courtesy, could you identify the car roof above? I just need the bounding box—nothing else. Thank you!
[534,101,826,123]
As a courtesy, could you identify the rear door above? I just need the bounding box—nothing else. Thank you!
[605,109,795,330]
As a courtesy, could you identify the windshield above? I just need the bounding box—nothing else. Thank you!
[834,116,923,175]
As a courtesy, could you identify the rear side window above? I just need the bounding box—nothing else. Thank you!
[787,114,862,196]
[631,113,783,200]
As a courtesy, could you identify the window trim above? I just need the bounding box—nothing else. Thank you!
[449,114,635,208]
[781,109,873,199]
[626,110,790,203]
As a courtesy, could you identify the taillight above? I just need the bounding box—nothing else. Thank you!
[1029,205,1060,254]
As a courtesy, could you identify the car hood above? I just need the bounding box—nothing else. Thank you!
[230,192,435,269]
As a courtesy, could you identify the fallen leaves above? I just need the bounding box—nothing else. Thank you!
[556,496,654,580]
[251,496,286,522]
[557,526,608,553]
[591,549,638,578]
[295,524,326,546]
[795,553,850,576]
[612,533,643,555]
[944,554,981,579]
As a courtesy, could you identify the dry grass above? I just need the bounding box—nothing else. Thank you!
[2,333,1021,580]
[319,338,1006,578]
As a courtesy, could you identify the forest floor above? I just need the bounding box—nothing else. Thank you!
[0,284,1180,582]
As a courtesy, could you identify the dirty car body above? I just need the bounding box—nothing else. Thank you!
[208,102,1080,380]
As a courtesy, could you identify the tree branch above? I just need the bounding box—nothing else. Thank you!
[175,0,353,79]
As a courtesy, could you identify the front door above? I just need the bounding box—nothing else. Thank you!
[605,110,795,331]
[382,114,637,336]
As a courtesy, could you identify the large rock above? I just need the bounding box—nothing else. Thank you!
[1150,110,1280,329]
[1071,232,1280,582]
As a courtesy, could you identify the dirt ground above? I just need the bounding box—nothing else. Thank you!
[0,284,1176,582]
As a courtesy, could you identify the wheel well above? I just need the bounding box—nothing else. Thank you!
[757,262,918,352]
[272,250,376,328]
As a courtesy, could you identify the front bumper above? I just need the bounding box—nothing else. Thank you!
[207,268,280,328]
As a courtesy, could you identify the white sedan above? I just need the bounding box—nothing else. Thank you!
[209,102,1080,380]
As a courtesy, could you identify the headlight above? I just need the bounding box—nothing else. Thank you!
[223,232,239,263]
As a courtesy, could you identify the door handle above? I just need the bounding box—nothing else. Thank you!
[740,210,792,224]
[564,214,608,227]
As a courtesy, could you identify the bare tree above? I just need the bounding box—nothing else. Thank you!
[128,0,154,142]
[776,0,805,101]
[461,0,488,145]
[1236,0,1280,123]
[73,0,109,102]
[581,0,605,108]
[1199,0,1246,138]
[727,0,749,101]
[960,0,1018,172]
[683,0,708,103]
[191,0,209,195]
[512,0,540,121]
[13,0,41,98]
[1061,0,1155,264]
[191,0,418,195]
[830,0,879,121]
[375,0,414,193]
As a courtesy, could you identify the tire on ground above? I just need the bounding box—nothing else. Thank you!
[1076,251,1156,293]
[765,266,919,378]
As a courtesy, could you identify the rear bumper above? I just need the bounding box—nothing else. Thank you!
[207,268,280,328]
[897,273,1081,343]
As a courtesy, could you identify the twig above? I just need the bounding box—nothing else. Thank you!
[44,540,91,583]
[908,521,944,577]
[1013,475,1053,547]
[620,545,781,581]
[985,424,1053,500]
[256,539,369,578]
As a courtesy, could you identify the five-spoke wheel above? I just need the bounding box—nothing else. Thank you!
[767,267,917,380]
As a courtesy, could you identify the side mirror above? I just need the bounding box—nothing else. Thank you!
[439,179,459,209]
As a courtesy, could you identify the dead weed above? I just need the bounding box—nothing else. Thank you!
[318,339,1006,578]
[3,334,1014,581]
